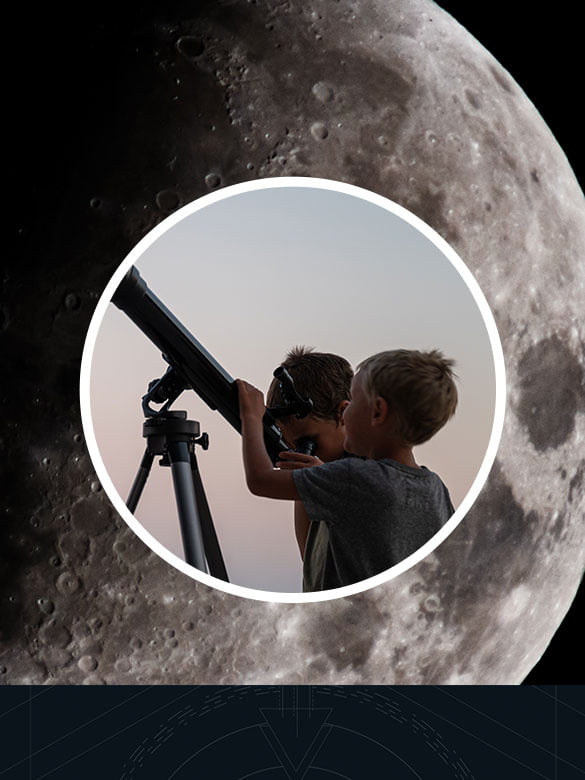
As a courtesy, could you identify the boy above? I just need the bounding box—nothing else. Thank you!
[265,346,353,562]
[237,349,458,592]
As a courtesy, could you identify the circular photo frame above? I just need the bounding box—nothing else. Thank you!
[80,177,505,603]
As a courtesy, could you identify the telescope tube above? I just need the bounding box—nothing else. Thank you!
[111,266,291,462]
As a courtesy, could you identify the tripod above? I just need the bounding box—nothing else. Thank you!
[126,409,229,581]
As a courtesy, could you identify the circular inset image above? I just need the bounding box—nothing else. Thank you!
[80,178,505,602]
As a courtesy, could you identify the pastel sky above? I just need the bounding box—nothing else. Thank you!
[89,183,497,593]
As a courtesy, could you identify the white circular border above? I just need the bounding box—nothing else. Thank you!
[80,176,506,604]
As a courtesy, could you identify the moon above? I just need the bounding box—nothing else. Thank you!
[3,0,584,684]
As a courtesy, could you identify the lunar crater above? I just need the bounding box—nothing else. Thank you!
[464,88,482,109]
[489,65,514,93]
[568,461,585,504]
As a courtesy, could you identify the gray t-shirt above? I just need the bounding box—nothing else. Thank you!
[293,457,454,592]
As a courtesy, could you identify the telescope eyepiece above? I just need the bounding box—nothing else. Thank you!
[295,437,317,457]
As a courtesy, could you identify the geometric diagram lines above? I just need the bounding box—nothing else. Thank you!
[1,686,583,779]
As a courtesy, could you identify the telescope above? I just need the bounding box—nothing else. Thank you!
[111,265,315,582]
[112,265,291,462]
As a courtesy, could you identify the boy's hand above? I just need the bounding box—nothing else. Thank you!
[276,451,323,470]
[236,379,266,421]
[237,382,300,501]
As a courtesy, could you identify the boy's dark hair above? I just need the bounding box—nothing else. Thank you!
[357,349,458,445]
[267,346,353,420]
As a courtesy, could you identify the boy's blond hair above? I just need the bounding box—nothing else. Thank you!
[357,349,458,446]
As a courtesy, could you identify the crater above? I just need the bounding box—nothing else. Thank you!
[465,89,482,109]
[176,36,205,59]
[568,461,585,504]
[489,65,513,93]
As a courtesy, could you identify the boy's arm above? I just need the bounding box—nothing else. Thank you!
[277,451,323,560]
[294,501,310,560]
[236,379,301,501]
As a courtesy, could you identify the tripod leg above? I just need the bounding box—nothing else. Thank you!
[167,441,208,573]
[126,450,154,513]
[190,453,229,582]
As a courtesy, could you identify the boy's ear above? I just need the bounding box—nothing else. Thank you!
[371,396,390,425]
[336,400,350,424]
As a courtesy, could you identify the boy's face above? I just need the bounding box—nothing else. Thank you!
[278,408,348,463]
[342,372,374,456]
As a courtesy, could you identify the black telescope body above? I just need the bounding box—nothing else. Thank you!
[111,266,291,462]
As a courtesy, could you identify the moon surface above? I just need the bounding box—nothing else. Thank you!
[3,0,584,684]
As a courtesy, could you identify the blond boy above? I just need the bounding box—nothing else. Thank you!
[237,349,458,592]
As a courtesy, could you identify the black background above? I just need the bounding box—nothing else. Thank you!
[5,0,584,689]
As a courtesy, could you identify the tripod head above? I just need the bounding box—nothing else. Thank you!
[142,366,188,417]
[112,266,291,463]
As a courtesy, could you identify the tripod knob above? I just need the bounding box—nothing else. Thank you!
[196,432,209,451]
